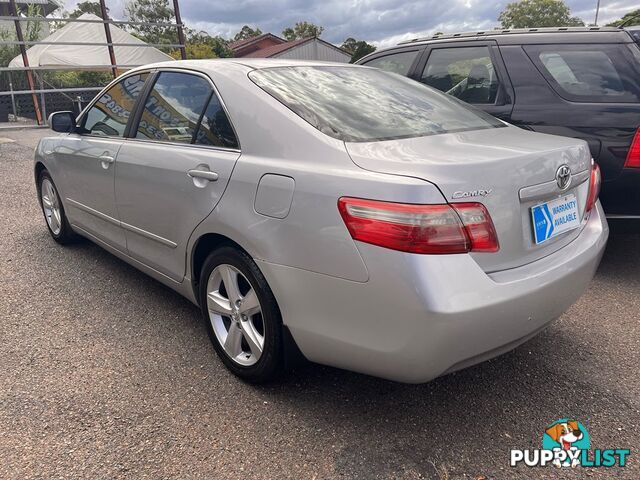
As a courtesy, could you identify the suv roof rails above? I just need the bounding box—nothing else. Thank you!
[397,26,622,45]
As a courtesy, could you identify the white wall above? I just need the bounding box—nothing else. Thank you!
[274,38,350,63]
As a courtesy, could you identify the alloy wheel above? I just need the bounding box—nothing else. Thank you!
[41,178,62,235]
[206,264,265,366]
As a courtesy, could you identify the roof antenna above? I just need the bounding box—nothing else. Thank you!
[594,0,600,26]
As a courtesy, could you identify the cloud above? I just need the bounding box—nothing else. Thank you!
[62,0,639,47]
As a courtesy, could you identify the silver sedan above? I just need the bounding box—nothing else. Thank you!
[35,59,608,383]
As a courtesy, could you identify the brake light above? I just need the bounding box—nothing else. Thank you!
[625,128,640,168]
[337,197,499,254]
[586,161,601,213]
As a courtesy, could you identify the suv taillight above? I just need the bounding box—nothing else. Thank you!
[337,197,499,254]
[586,161,601,213]
[625,128,640,168]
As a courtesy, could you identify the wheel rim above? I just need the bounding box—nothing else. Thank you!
[206,264,265,366]
[41,178,62,235]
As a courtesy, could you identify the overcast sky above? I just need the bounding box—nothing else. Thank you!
[65,0,638,47]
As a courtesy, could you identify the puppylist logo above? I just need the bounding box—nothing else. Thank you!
[510,419,630,469]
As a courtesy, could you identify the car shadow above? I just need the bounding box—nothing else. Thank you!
[23,227,637,477]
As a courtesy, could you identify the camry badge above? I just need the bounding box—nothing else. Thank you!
[556,165,572,190]
[452,189,492,199]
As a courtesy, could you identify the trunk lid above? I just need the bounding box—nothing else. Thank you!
[345,126,593,272]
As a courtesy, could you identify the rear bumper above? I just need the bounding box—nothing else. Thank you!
[258,202,609,383]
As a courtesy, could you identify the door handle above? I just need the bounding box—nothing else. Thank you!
[99,154,115,169]
[187,169,219,182]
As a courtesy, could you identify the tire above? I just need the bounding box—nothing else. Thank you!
[199,246,284,383]
[37,170,78,245]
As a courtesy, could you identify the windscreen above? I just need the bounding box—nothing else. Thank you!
[249,66,505,142]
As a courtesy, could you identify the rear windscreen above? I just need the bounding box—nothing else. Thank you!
[249,66,505,142]
[525,44,640,103]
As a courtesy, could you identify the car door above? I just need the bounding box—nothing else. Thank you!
[115,70,241,282]
[414,41,515,121]
[55,72,150,251]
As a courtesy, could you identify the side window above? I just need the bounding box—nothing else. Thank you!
[364,51,419,75]
[526,45,640,103]
[421,46,500,104]
[82,72,149,137]
[194,94,239,149]
[135,72,211,143]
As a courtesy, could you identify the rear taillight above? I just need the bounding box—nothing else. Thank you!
[586,161,601,213]
[337,197,499,254]
[625,128,640,168]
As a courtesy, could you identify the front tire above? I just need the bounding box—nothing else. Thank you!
[37,170,77,244]
[199,246,284,383]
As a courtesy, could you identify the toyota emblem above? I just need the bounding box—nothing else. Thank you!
[556,165,572,190]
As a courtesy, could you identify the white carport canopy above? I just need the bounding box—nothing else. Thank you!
[9,13,173,69]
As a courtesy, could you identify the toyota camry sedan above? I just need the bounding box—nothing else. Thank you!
[35,59,608,383]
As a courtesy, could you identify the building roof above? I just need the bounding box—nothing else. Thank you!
[242,36,350,59]
[229,33,285,51]
[8,13,172,68]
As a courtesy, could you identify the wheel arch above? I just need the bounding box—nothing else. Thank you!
[189,232,307,368]
[34,161,47,185]
[190,233,250,301]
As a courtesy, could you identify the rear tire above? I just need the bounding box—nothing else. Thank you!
[37,170,78,245]
[199,246,284,383]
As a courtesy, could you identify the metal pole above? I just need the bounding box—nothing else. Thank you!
[9,75,17,117]
[172,0,187,60]
[9,0,42,125]
[38,73,47,124]
[99,0,118,78]
[594,0,601,26]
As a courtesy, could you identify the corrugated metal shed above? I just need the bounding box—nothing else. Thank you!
[274,38,350,63]
[240,36,350,63]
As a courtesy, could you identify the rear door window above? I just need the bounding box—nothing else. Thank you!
[135,72,212,143]
[362,51,419,75]
[524,44,640,103]
[420,46,500,104]
[194,94,239,149]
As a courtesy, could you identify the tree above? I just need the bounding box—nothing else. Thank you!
[171,30,233,59]
[125,0,176,47]
[69,1,105,18]
[341,37,376,63]
[498,0,584,29]
[607,9,640,27]
[282,21,323,41]
[233,25,262,42]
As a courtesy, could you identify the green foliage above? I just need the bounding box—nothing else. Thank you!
[607,9,640,27]
[125,0,177,47]
[69,1,105,18]
[282,21,324,41]
[341,37,376,63]
[0,4,42,68]
[43,70,113,88]
[498,0,585,28]
[169,29,232,60]
[233,25,262,42]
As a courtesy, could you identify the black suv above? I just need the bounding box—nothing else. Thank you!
[358,27,640,219]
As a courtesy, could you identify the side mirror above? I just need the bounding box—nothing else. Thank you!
[48,111,76,133]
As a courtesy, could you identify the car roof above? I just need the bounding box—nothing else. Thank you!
[129,58,357,75]
[392,26,634,47]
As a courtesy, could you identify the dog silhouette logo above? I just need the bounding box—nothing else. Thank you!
[542,419,590,467]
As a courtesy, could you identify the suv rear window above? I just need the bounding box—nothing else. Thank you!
[525,44,640,103]
[249,66,505,142]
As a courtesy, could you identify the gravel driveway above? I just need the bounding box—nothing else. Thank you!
[1,128,638,479]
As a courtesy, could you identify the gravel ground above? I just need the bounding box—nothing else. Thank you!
[1,128,638,479]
